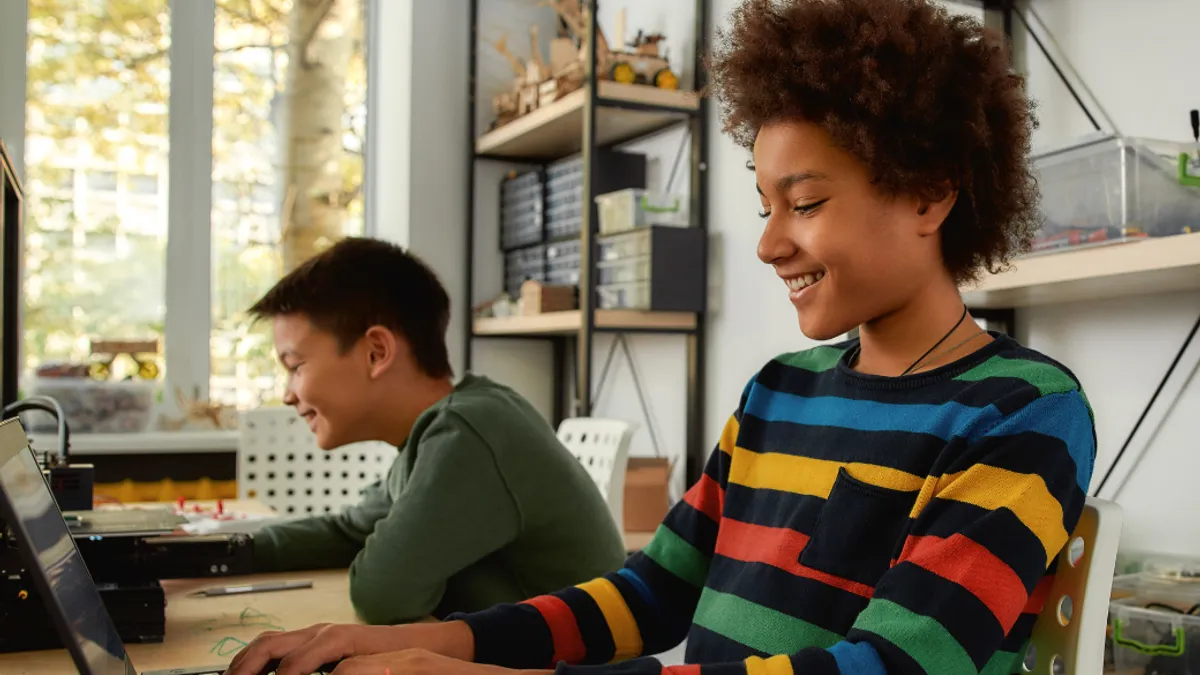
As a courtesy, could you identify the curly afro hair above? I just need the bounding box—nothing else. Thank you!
[707,0,1041,283]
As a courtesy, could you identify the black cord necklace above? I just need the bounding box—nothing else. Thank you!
[900,304,969,376]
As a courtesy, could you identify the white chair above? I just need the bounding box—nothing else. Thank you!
[556,417,635,527]
[1025,497,1124,675]
[236,406,397,517]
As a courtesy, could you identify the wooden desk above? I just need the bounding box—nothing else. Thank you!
[0,569,360,675]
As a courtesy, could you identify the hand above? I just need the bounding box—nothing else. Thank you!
[328,649,549,675]
[223,620,476,675]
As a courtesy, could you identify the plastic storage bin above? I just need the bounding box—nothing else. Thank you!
[595,188,689,235]
[597,281,651,310]
[500,171,544,251]
[545,240,581,286]
[1032,133,1200,254]
[23,376,156,433]
[1108,571,1200,675]
[597,256,651,285]
[504,244,546,297]
[598,229,653,262]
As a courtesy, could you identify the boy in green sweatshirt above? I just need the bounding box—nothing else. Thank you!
[244,237,627,626]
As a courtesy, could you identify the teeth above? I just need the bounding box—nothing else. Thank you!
[785,272,825,292]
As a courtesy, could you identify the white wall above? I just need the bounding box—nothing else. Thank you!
[1016,0,1200,557]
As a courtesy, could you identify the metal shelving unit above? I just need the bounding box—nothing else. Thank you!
[464,0,710,483]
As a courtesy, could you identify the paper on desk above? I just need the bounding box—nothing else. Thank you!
[178,511,286,535]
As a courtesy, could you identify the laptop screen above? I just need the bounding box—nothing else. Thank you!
[0,418,133,675]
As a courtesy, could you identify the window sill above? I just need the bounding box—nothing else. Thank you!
[28,430,239,456]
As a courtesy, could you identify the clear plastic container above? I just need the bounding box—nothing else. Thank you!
[597,255,650,285]
[595,188,689,235]
[1109,578,1200,675]
[597,229,651,262]
[596,281,650,310]
[1032,133,1200,254]
[23,376,157,433]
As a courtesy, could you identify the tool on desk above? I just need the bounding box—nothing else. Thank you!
[190,579,314,597]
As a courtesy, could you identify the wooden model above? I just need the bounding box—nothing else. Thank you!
[88,338,160,380]
[486,1,682,130]
[548,1,680,90]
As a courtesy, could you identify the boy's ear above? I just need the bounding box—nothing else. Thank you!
[915,184,958,237]
[362,325,398,379]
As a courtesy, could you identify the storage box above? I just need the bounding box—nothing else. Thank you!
[1032,133,1200,254]
[504,244,546,297]
[23,377,156,434]
[520,281,576,315]
[1108,571,1200,675]
[595,188,689,235]
[623,457,671,533]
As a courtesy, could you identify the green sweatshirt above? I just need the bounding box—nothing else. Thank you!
[251,373,628,625]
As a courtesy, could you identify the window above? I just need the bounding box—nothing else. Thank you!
[24,0,171,388]
[22,0,371,431]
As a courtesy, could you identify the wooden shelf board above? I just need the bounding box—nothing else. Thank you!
[472,310,697,336]
[962,231,1200,308]
[475,82,700,160]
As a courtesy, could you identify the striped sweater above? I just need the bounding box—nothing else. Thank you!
[455,333,1096,675]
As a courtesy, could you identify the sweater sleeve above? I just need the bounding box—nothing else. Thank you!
[454,407,741,670]
[253,475,394,572]
[468,388,1095,675]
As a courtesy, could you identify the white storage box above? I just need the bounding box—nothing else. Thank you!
[23,376,157,433]
[594,188,689,235]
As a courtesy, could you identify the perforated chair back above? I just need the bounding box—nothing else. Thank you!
[237,406,397,517]
[556,417,634,527]
[1025,497,1124,675]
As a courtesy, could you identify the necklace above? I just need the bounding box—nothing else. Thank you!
[902,303,969,372]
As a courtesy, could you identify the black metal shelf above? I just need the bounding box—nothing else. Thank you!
[464,0,710,484]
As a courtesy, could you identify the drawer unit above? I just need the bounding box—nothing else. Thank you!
[593,226,705,312]
[500,170,544,251]
[504,244,546,297]
[546,239,582,287]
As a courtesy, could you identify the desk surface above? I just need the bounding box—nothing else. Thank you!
[2,499,655,674]
[0,568,359,675]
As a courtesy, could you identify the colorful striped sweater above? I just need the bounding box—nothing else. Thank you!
[455,333,1096,675]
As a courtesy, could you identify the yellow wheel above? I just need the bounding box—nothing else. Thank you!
[653,68,679,90]
[611,62,637,84]
[89,360,111,381]
[137,359,160,380]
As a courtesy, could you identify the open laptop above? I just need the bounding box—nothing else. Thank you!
[0,417,227,675]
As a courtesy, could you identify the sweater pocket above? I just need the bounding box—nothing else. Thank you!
[798,467,919,588]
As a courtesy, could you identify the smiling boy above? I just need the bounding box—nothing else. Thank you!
[244,237,627,625]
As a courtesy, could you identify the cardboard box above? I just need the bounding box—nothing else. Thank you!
[623,457,671,533]
[520,281,576,315]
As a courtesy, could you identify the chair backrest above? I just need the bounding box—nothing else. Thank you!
[556,417,634,527]
[236,406,397,517]
[1025,497,1124,675]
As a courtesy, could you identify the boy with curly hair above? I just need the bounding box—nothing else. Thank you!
[225,1,1096,674]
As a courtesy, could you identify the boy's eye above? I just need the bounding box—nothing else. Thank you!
[758,209,771,219]
[794,199,829,215]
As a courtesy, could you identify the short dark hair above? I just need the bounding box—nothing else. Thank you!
[707,0,1041,283]
[249,237,452,378]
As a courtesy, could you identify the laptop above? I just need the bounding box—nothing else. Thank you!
[0,417,227,675]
